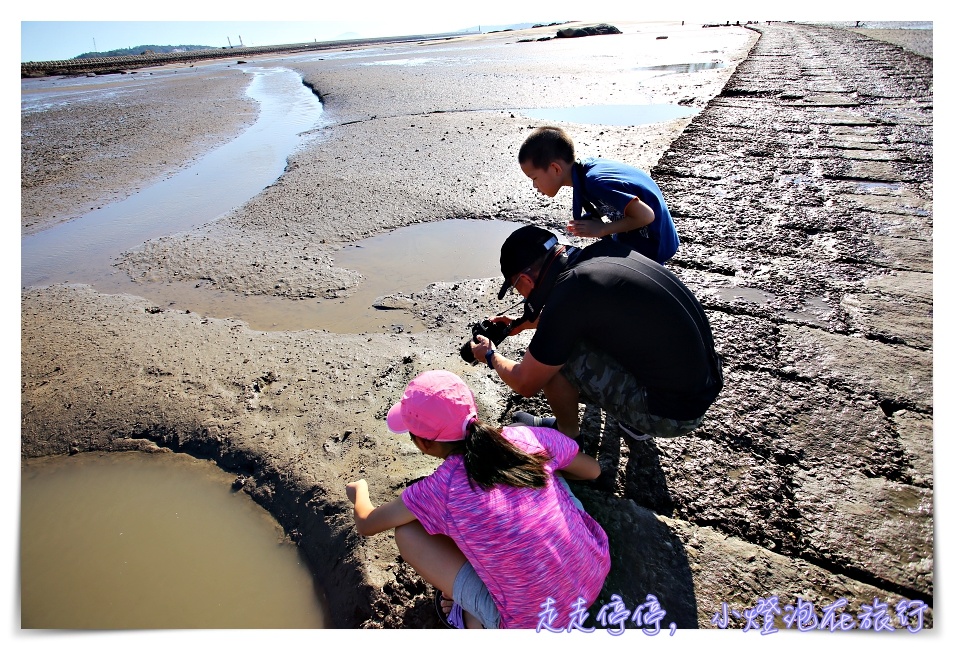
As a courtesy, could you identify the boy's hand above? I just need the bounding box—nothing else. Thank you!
[567,219,605,238]
[346,479,368,505]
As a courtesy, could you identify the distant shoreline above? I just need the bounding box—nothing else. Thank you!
[20,30,471,78]
[22,21,933,79]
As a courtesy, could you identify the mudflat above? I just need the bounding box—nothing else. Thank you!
[20,22,933,629]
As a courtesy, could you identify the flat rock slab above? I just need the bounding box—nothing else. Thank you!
[891,410,933,489]
[666,515,932,631]
[780,325,932,410]
[793,471,933,597]
[841,291,932,349]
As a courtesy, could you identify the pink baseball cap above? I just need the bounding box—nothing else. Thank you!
[386,370,477,442]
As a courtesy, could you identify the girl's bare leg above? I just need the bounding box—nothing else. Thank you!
[394,521,465,598]
[395,521,485,628]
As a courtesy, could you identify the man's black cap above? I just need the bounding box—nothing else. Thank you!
[497,225,559,299]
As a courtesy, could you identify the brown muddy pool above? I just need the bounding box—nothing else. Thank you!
[95,218,525,333]
[20,451,328,629]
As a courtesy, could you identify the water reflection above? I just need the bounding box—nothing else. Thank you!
[633,61,726,73]
[21,66,325,289]
[519,104,699,126]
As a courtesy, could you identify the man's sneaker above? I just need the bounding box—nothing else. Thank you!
[618,422,653,441]
[512,411,558,429]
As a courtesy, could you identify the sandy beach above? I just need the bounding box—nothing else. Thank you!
[20,21,933,629]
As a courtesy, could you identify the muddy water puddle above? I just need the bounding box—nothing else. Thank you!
[20,451,327,629]
[517,58,729,126]
[519,103,699,126]
[714,286,832,327]
[633,61,727,74]
[98,219,524,333]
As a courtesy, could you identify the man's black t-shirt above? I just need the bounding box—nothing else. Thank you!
[527,239,722,420]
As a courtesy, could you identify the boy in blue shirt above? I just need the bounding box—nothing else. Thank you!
[518,125,679,264]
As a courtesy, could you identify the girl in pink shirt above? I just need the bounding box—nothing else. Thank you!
[346,370,610,629]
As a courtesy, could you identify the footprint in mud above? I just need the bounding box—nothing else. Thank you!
[322,429,354,456]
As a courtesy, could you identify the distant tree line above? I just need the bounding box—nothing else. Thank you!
[75,45,215,59]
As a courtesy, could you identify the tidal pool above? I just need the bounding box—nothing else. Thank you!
[633,61,726,74]
[99,218,525,333]
[20,452,328,629]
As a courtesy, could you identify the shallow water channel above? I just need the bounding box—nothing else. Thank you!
[21,65,325,289]
[519,103,699,126]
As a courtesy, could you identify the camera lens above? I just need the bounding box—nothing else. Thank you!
[460,341,476,364]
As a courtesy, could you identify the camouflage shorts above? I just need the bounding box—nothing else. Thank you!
[560,340,704,439]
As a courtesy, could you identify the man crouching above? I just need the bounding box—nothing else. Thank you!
[470,225,723,441]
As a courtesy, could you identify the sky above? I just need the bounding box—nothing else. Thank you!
[22,19,485,62]
[17,1,938,62]
[18,0,670,62]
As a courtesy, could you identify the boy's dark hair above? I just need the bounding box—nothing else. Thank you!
[445,419,552,490]
[518,126,575,169]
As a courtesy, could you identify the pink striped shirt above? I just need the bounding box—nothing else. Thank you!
[401,425,610,629]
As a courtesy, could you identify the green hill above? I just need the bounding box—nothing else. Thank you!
[75,45,216,59]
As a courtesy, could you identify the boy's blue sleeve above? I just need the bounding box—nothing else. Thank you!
[586,162,666,218]
[588,180,640,215]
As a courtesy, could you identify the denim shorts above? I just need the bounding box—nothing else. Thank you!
[560,340,704,438]
[453,561,501,629]
[557,475,585,511]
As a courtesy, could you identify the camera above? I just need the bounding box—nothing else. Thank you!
[460,319,514,364]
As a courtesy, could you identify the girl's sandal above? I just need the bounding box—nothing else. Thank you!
[434,589,465,629]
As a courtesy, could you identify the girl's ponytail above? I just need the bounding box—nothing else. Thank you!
[460,419,551,490]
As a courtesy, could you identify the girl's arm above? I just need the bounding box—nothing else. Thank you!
[559,451,601,481]
[346,479,417,536]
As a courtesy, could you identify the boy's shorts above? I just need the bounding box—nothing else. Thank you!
[560,340,704,438]
[453,562,501,629]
